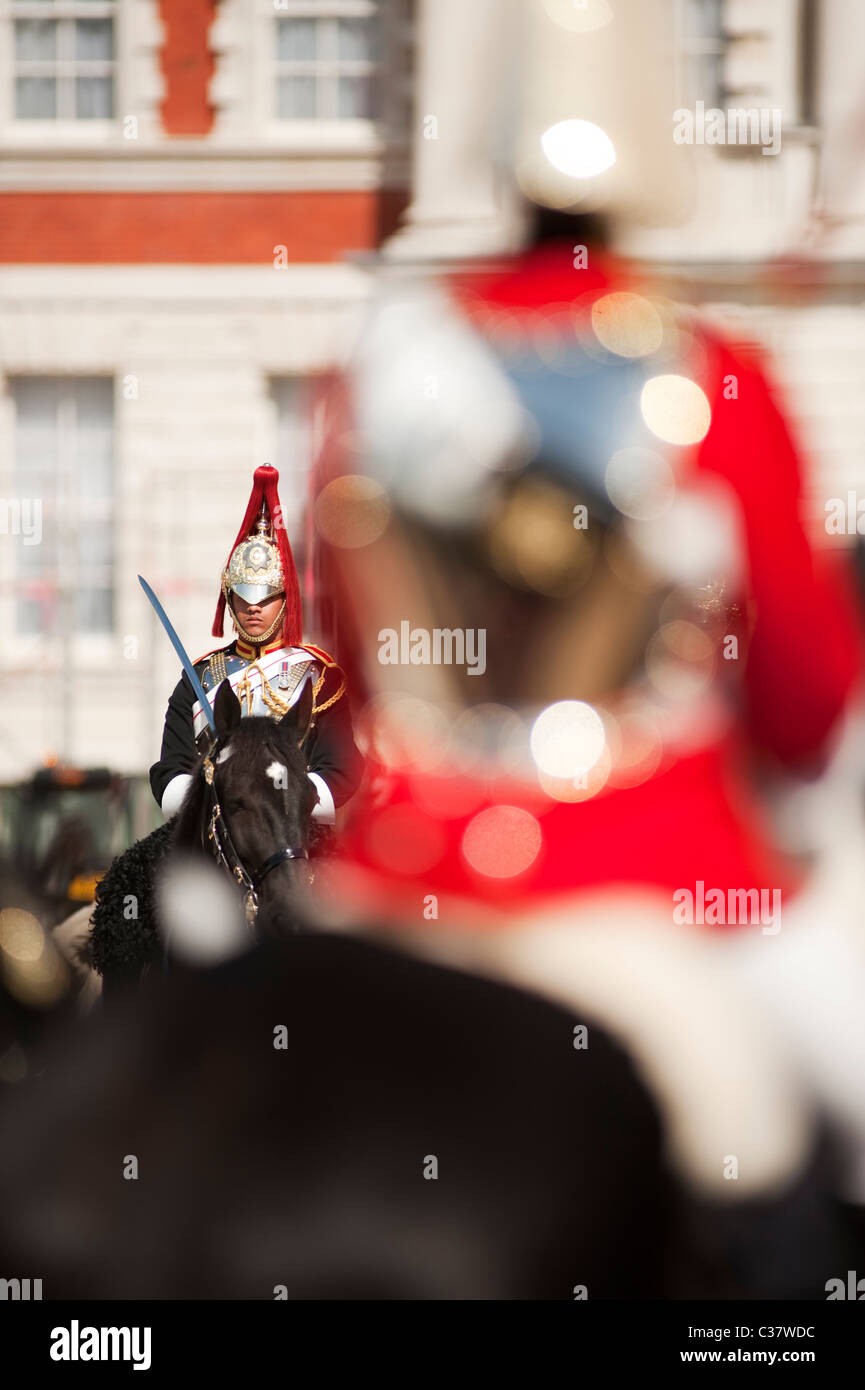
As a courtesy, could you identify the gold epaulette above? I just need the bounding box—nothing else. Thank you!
[192,644,224,668]
[191,646,229,688]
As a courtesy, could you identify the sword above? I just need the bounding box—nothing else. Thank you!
[138,574,216,733]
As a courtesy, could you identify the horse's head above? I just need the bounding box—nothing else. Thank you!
[174,676,319,931]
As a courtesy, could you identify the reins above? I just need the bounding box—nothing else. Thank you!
[201,742,308,928]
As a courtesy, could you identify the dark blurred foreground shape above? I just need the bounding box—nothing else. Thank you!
[0,931,853,1301]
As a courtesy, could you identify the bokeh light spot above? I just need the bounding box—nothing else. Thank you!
[542,0,614,32]
[530,700,606,780]
[0,908,44,962]
[540,120,616,179]
[591,292,664,358]
[461,806,542,879]
[356,694,451,773]
[640,374,711,446]
[314,474,391,550]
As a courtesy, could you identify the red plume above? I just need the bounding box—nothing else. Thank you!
[212,464,303,645]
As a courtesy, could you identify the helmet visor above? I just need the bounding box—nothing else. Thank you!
[231,582,284,605]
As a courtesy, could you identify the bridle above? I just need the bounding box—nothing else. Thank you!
[201,742,309,928]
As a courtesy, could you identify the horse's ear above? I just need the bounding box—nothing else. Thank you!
[213,679,241,736]
[280,673,313,745]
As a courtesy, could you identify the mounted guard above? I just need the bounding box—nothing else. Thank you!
[150,463,363,824]
[87,463,363,993]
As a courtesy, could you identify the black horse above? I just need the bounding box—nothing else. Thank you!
[173,677,320,935]
[88,677,321,987]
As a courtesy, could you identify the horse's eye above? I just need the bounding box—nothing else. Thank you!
[226,799,249,815]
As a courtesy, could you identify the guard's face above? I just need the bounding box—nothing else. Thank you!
[231,591,284,638]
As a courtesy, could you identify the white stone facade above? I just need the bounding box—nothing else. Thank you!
[0,265,371,779]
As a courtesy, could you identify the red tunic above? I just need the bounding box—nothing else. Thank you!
[328,243,863,926]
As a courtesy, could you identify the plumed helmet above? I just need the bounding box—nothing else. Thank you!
[213,464,304,646]
[223,517,284,605]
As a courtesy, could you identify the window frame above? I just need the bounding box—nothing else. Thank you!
[674,0,817,145]
[273,2,378,124]
[212,0,414,154]
[8,375,116,647]
[261,0,379,147]
[0,0,127,145]
[674,0,726,111]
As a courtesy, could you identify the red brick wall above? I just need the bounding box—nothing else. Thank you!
[0,0,412,262]
[159,0,215,136]
[0,191,406,262]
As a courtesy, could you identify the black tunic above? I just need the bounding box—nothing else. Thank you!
[149,642,364,810]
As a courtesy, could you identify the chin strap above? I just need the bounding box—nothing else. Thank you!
[230,597,286,648]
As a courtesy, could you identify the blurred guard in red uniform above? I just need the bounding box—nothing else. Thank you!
[302,0,865,1287]
[311,0,861,926]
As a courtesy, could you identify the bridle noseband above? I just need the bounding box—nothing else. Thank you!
[201,747,309,928]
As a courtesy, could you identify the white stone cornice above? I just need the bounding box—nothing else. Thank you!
[0,150,399,191]
[0,263,373,308]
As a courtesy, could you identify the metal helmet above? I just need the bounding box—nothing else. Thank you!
[222,511,285,606]
[212,464,304,647]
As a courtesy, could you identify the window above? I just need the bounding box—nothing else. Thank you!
[675,0,814,133]
[274,1,379,121]
[675,0,725,108]
[211,0,412,148]
[11,0,115,120]
[11,378,114,636]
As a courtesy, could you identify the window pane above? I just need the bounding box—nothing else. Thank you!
[75,382,114,496]
[76,76,113,118]
[337,17,377,63]
[11,378,114,638]
[16,597,46,636]
[77,520,111,567]
[14,378,58,483]
[16,76,57,119]
[688,53,722,104]
[15,18,57,60]
[277,75,316,119]
[76,588,112,634]
[75,18,113,61]
[682,0,723,41]
[338,75,375,119]
[277,18,317,62]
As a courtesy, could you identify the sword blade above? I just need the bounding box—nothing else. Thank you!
[138,575,216,732]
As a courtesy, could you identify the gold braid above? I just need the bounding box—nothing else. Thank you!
[312,670,346,717]
[233,651,347,722]
[235,658,346,719]
[236,661,294,717]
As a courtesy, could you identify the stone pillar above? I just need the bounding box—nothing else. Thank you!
[383,0,520,261]
[811,0,865,256]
